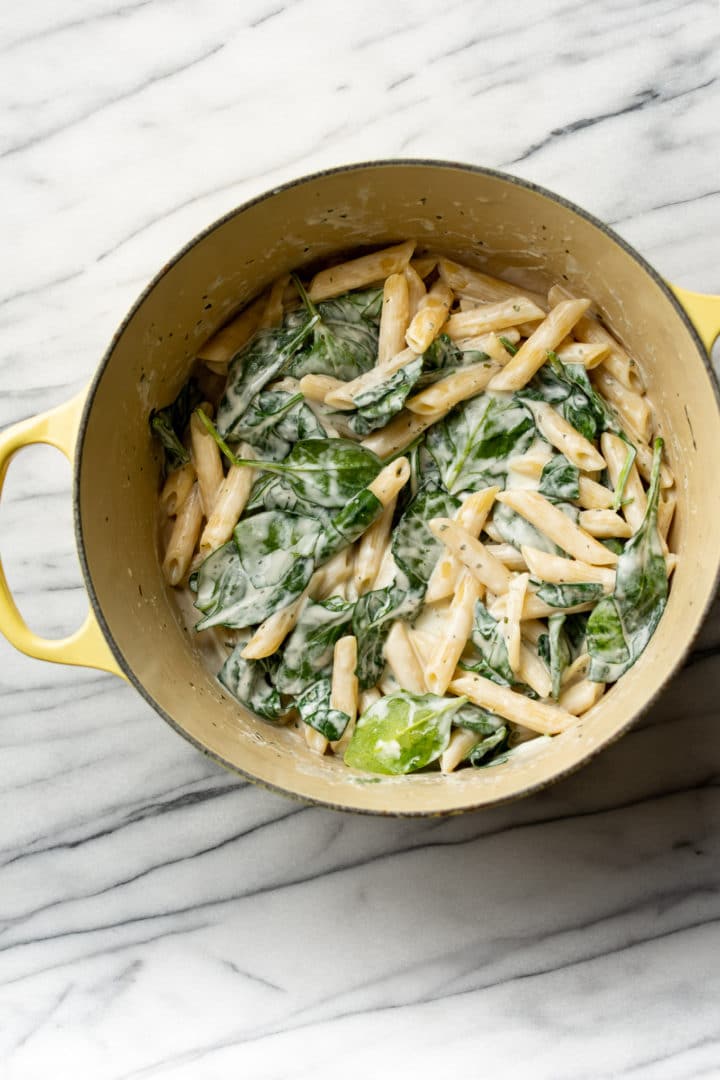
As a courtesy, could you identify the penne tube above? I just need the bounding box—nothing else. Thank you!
[555,341,609,368]
[162,484,204,586]
[309,240,415,301]
[491,590,597,621]
[331,636,359,722]
[485,543,528,572]
[160,462,196,517]
[304,724,329,755]
[634,439,674,489]
[509,443,554,480]
[488,299,592,392]
[548,284,643,392]
[592,368,652,443]
[190,408,224,518]
[601,432,647,532]
[405,281,454,353]
[521,545,616,588]
[578,509,633,539]
[440,727,484,774]
[325,348,416,409]
[495,490,618,566]
[426,570,481,695]
[449,671,577,734]
[520,619,547,646]
[197,293,266,367]
[200,456,256,556]
[405,362,499,416]
[298,373,346,403]
[368,457,411,507]
[519,643,553,699]
[445,297,545,340]
[316,547,355,599]
[558,678,605,716]
[458,329,521,365]
[429,518,512,595]
[438,258,547,308]
[378,273,410,367]
[410,255,438,279]
[359,687,382,714]
[258,274,290,329]
[577,476,615,510]
[426,487,499,603]
[561,653,591,687]
[503,573,529,674]
[657,488,677,541]
[361,408,447,456]
[242,590,310,660]
[404,264,427,317]
[528,401,606,472]
[384,621,426,694]
[354,498,396,595]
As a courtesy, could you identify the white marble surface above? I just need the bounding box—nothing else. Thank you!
[1,2,720,1076]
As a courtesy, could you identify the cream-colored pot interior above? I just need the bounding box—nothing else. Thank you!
[77,162,720,814]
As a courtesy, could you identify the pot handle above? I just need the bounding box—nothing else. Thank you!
[670,285,720,353]
[0,389,125,678]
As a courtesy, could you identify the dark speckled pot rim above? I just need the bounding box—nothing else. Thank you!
[71,158,720,817]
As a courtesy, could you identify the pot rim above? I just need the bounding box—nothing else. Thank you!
[72,157,720,816]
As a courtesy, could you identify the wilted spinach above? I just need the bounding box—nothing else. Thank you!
[150,377,203,470]
[391,484,460,589]
[347,355,423,435]
[344,691,468,774]
[417,333,490,387]
[219,645,287,721]
[535,582,605,609]
[587,438,668,682]
[231,390,325,461]
[492,500,563,555]
[538,614,570,699]
[426,392,534,495]
[275,596,355,695]
[352,579,424,690]
[459,600,514,686]
[467,725,509,766]
[296,678,351,741]
[286,278,383,381]
[538,454,580,502]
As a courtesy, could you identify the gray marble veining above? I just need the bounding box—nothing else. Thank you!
[1,1,719,1076]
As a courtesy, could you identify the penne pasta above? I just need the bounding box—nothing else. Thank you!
[558,678,605,716]
[592,368,652,443]
[298,373,346,402]
[445,296,545,340]
[309,240,415,301]
[354,498,396,595]
[438,258,547,308]
[521,545,616,588]
[519,642,553,699]
[508,443,554,480]
[405,280,454,353]
[458,329,521,365]
[485,543,528,572]
[577,476,615,510]
[555,341,609,368]
[429,517,512,595]
[331,636,359,722]
[440,727,484,773]
[384,621,426,694]
[426,487,499,603]
[449,671,577,735]
[378,273,410,367]
[657,488,677,541]
[304,724,329,755]
[160,463,196,517]
[578,509,633,539]
[634,439,674,489]
[325,348,416,409]
[162,484,204,586]
[405,362,499,416]
[488,299,592,392]
[410,255,437,279]
[548,283,643,392]
[426,570,481,695]
[258,274,290,330]
[495,490,618,566]
[190,407,224,518]
[601,432,647,532]
[503,572,529,674]
[528,400,606,471]
[200,455,256,556]
[197,293,266,367]
[404,264,427,317]
[360,408,447,456]
[368,457,411,506]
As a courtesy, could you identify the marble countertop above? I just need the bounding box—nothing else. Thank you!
[1,2,719,1076]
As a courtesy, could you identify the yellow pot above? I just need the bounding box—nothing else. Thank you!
[2,161,719,815]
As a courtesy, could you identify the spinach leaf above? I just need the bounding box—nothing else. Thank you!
[352,580,424,690]
[458,600,514,686]
[499,336,518,355]
[344,690,467,774]
[538,454,580,501]
[467,725,509,766]
[275,596,355,695]
[524,353,622,441]
[391,484,460,589]
[538,614,570,699]
[535,582,605,608]
[287,284,383,381]
[231,390,325,461]
[587,438,668,682]
[314,488,384,563]
[453,702,505,734]
[296,678,351,741]
[150,378,203,470]
[417,333,490,387]
[602,537,625,556]
[218,645,287,721]
[347,355,423,435]
[194,512,320,630]
[492,500,563,555]
[426,392,534,495]
[216,315,319,436]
